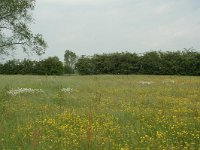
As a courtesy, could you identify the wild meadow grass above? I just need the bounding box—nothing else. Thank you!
[0,75,199,149]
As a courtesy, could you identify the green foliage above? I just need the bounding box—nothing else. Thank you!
[41,57,64,75]
[75,55,95,75]
[75,53,140,75]
[0,60,20,74]
[140,51,161,74]
[64,50,77,74]
[0,57,64,75]
[1,50,199,76]
[75,50,200,75]
[19,59,35,74]
[0,0,47,55]
[64,65,74,74]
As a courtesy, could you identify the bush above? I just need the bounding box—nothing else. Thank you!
[0,57,64,75]
[75,50,200,75]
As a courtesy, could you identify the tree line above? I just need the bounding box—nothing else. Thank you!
[75,50,200,76]
[0,50,199,76]
[0,57,63,75]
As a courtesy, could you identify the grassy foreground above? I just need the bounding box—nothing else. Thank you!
[0,75,199,149]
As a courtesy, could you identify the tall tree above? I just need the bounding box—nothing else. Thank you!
[64,50,77,74]
[0,0,47,55]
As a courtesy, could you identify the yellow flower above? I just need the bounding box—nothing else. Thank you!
[156,131,163,139]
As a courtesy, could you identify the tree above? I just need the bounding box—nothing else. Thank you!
[140,51,161,74]
[64,50,77,74]
[75,56,95,75]
[0,0,47,56]
[1,59,19,74]
[19,59,35,74]
[41,57,64,75]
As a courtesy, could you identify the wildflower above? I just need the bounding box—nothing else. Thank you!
[61,88,72,93]
[162,80,175,84]
[7,88,44,96]
[156,131,163,138]
[138,81,153,85]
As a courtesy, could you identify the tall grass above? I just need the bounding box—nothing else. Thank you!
[0,75,199,149]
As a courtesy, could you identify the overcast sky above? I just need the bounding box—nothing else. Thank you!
[29,0,200,60]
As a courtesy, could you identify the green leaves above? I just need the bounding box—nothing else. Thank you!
[64,50,77,74]
[0,57,64,75]
[75,51,200,75]
[0,0,47,56]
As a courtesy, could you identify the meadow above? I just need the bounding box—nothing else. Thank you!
[0,75,199,149]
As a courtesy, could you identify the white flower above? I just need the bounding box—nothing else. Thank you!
[61,88,72,93]
[162,80,175,84]
[7,88,44,96]
[138,81,153,85]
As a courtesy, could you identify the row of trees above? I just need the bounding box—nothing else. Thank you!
[75,50,200,75]
[0,49,78,75]
[1,50,199,76]
[0,57,63,75]
[0,50,77,75]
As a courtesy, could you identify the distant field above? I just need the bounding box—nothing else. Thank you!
[0,75,199,149]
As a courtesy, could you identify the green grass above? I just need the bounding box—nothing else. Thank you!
[0,75,200,149]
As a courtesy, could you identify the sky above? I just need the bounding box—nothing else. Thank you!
[28,0,200,61]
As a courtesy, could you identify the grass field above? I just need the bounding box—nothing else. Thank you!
[0,75,199,149]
